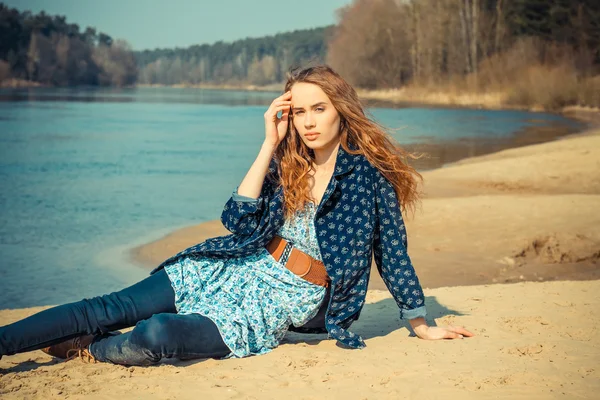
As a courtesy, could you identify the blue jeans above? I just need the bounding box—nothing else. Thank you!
[0,270,230,365]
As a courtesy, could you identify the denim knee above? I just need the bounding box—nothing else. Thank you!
[128,314,171,354]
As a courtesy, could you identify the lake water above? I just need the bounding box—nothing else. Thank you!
[0,87,586,309]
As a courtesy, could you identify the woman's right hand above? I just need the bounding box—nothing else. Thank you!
[263,91,292,149]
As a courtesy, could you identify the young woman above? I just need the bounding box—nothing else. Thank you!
[0,65,473,366]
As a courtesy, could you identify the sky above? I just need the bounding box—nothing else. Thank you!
[3,0,352,50]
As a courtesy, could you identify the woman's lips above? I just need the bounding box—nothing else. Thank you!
[305,133,320,141]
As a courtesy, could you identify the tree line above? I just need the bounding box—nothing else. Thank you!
[135,0,599,92]
[136,27,332,85]
[327,0,599,90]
[0,0,598,105]
[0,2,330,87]
[0,3,137,86]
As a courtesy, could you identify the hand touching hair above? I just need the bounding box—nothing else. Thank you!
[275,65,422,218]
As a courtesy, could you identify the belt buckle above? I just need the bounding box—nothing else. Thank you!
[297,258,312,277]
[281,241,313,278]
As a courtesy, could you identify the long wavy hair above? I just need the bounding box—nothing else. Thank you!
[274,65,422,219]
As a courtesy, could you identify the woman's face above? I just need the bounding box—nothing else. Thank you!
[290,82,341,152]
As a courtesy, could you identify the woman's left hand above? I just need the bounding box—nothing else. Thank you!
[410,317,474,340]
[415,325,475,340]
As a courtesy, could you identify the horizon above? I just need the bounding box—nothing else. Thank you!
[1,0,352,51]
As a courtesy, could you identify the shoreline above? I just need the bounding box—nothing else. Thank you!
[135,83,600,119]
[4,80,599,119]
[130,122,600,291]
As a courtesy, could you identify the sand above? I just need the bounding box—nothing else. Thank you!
[2,128,599,399]
[1,281,598,399]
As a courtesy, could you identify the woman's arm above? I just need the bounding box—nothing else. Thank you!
[372,170,427,319]
[220,92,292,235]
[236,91,291,199]
[372,170,474,340]
[236,143,277,200]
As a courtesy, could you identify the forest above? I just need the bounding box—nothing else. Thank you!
[136,27,332,85]
[0,3,137,86]
[1,1,598,108]
[327,0,600,108]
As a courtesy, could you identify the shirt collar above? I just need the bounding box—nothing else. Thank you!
[334,142,359,177]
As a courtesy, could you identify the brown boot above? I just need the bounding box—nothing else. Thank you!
[41,331,121,362]
[65,346,97,363]
[41,334,96,360]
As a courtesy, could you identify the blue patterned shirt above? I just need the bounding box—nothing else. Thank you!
[153,144,427,349]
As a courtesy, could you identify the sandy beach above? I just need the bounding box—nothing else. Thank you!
[1,127,599,399]
[0,280,598,399]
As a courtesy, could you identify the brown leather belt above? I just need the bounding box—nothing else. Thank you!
[266,236,330,288]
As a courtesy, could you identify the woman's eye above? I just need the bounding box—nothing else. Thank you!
[316,107,324,112]
[295,110,305,116]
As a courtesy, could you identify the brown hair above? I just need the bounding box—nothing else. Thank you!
[275,64,422,218]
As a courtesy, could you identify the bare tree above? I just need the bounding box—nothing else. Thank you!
[409,0,421,82]
[92,40,137,86]
[328,0,409,88]
[27,32,56,83]
[0,59,10,82]
[494,0,506,53]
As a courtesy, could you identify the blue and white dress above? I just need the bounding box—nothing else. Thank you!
[164,202,326,358]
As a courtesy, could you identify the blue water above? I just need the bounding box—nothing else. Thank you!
[0,87,584,308]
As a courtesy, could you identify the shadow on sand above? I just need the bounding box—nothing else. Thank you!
[0,294,466,373]
[283,294,466,346]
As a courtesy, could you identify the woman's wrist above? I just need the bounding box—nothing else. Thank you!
[261,140,278,153]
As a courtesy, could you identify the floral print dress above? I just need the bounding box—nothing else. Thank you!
[164,202,326,358]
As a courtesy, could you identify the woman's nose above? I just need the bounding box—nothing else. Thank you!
[304,113,315,128]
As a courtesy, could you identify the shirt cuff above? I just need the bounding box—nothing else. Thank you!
[399,306,427,320]
[231,187,260,203]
